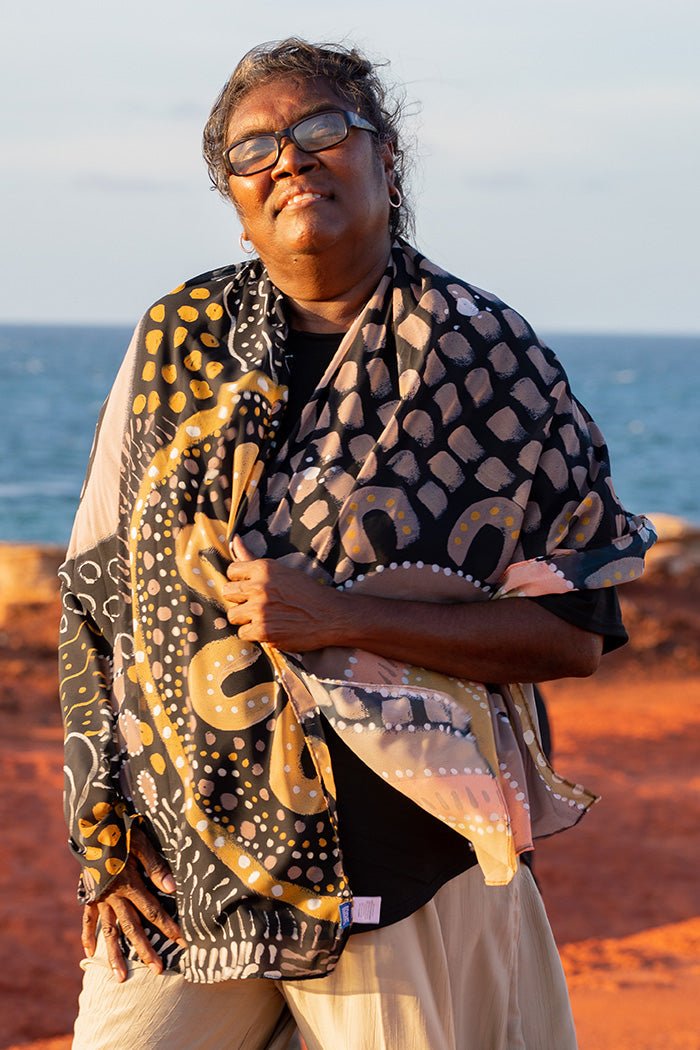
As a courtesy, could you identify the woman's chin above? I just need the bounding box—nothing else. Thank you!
[266,228,346,267]
[283,219,343,255]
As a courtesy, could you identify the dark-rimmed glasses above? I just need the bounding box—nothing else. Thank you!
[223,109,377,177]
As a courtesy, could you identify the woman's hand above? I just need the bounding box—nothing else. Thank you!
[81,825,186,983]
[224,535,346,651]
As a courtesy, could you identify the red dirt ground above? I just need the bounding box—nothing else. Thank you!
[1,558,698,1050]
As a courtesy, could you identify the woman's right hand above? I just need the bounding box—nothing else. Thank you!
[81,825,187,982]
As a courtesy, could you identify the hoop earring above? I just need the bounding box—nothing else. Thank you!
[239,234,255,255]
[389,188,402,210]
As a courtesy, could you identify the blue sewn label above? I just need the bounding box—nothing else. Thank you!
[339,901,352,929]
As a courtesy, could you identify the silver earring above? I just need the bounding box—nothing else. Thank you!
[389,188,402,210]
[239,234,255,255]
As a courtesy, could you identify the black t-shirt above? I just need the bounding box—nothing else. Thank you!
[531,588,627,653]
[278,328,627,931]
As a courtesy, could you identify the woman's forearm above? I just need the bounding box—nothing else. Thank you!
[322,590,603,683]
[224,543,603,683]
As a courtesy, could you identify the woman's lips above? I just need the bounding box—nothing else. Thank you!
[277,190,328,212]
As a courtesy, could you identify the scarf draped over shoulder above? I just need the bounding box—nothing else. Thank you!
[59,240,655,981]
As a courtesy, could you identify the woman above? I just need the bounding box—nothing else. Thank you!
[60,38,653,1050]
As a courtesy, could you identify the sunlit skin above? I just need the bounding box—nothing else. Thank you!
[225,76,395,333]
[86,72,604,982]
[81,826,186,982]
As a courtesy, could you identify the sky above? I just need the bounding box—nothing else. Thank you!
[1,0,698,334]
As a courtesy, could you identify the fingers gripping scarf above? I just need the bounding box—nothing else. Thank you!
[59,240,655,981]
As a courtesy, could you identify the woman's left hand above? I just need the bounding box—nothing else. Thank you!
[224,536,345,651]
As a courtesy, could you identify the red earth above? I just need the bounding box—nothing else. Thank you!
[1,555,698,1050]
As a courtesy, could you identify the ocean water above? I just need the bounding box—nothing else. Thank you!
[1,323,698,546]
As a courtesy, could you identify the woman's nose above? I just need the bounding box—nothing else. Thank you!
[271,137,321,179]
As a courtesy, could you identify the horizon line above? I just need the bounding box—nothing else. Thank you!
[0,318,698,340]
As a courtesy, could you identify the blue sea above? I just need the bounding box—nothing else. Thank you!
[1,323,698,545]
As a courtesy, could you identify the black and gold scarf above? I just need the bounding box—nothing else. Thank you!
[60,241,655,981]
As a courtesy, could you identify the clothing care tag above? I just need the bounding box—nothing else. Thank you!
[352,896,382,924]
[338,897,382,929]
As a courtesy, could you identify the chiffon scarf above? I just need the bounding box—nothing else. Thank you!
[59,240,655,981]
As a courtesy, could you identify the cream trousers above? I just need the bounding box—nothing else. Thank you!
[72,864,577,1050]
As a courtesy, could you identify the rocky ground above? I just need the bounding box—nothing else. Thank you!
[1,523,698,1050]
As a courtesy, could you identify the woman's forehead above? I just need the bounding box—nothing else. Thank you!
[227,75,349,138]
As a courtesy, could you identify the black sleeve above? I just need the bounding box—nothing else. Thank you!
[527,587,628,654]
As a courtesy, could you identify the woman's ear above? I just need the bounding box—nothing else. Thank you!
[239,229,255,254]
[381,140,396,183]
[380,142,400,206]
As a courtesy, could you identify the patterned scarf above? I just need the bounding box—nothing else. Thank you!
[60,240,655,981]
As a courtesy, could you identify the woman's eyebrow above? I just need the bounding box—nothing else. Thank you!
[228,103,340,143]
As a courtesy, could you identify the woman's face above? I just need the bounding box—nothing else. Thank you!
[225,76,394,287]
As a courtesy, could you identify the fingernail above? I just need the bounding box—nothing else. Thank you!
[148,962,162,976]
[162,874,176,892]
